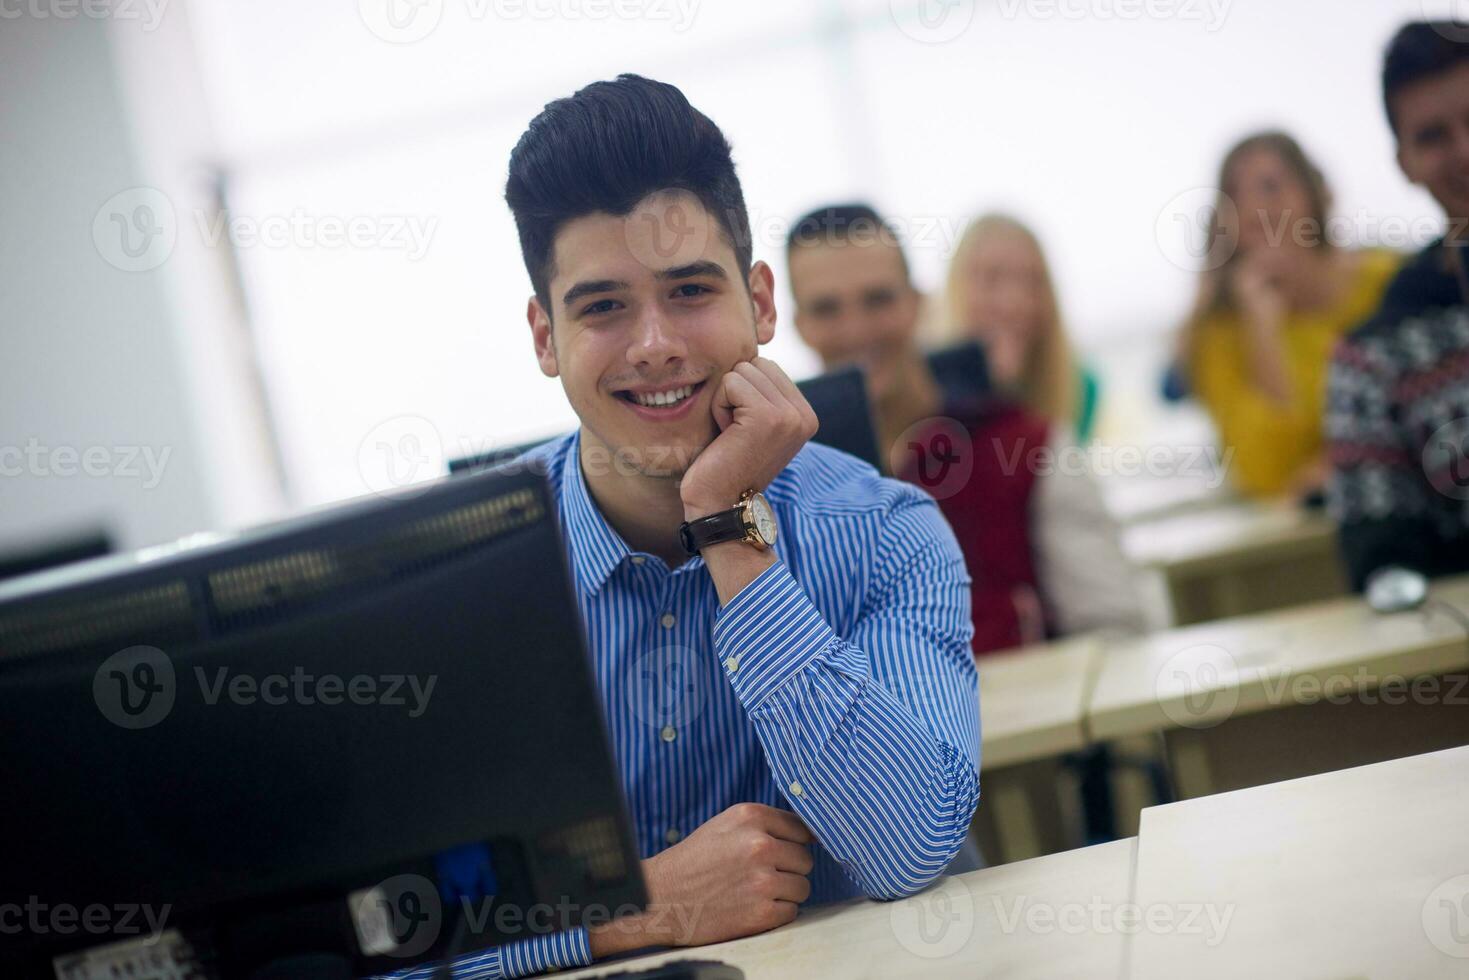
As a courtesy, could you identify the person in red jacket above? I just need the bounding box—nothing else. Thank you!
[785,204,1143,655]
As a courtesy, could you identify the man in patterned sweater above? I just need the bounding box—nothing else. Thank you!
[1327,21,1469,589]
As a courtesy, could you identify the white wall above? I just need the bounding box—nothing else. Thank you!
[0,13,215,553]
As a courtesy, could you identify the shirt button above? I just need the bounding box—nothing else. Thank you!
[665,827,682,844]
[631,556,646,566]
[789,781,805,798]
[660,725,677,743]
[725,655,740,673]
[660,613,676,629]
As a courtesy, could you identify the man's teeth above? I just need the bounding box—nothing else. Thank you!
[632,385,695,408]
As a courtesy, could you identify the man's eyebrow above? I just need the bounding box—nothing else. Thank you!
[656,261,729,282]
[562,279,629,308]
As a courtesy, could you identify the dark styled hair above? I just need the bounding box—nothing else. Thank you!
[785,203,911,281]
[505,74,753,310]
[1383,22,1469,137]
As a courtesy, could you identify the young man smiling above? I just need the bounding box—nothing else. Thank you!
[1326,22,1469,588]
[387,76,981,979]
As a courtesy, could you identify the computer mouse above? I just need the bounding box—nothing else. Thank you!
[1364,566,1429,613]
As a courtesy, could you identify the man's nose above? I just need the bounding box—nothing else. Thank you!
[627,306,686,367]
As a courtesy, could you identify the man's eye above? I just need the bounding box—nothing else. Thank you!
[1417,126,1447,146]
[672,283,711,299]
[582,299,620,316]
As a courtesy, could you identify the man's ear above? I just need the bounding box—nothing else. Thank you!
[528,296,559,378]
[749,260,778,346]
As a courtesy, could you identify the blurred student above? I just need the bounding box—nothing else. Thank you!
[787,204,1143,655]
[940,214,1102,441]
[1327,22,1469,588]
[1176,132,1398,499]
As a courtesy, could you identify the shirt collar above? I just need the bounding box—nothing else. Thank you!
[558,430,633,596]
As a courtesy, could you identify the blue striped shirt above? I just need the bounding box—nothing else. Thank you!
[384,432,981,978]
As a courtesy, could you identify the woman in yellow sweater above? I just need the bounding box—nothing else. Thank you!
[1179,132,1400,499]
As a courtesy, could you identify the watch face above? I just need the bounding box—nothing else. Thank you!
[749,494,778,546]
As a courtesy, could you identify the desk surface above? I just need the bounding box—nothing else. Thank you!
[1120,500,1336,575]
[554,838,1136,980]
[1088,575,1469,739]
[1126,746,1469,979]
[978,634,1100,770]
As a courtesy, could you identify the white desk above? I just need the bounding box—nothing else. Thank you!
[555,838,1137,980]
[1088,575,1469,798]
[1121,501,1346,626]
[974,635,1101,863]
[1126,746,1469,979]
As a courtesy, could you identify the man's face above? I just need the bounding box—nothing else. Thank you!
[528,191,776,479]
[787,239,919,403]
[1394,61,1469,223]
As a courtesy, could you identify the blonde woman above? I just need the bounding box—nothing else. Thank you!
[1175,131,1399,498]
[941,214,1100,441]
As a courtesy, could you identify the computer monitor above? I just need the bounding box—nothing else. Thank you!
[926,341,991,405]
[795,366,882,471]
[446,437,557,476]
[0,467,645,979]
[446,367,883,476]
[0,528,112,583]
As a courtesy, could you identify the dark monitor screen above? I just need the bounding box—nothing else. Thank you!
[0,529,112,583]
[0,468,644,978]
[926,341,991,405]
